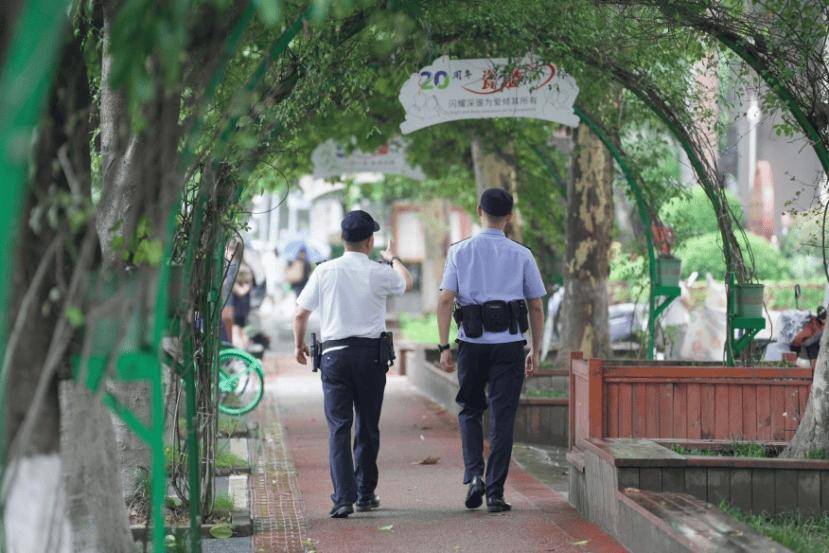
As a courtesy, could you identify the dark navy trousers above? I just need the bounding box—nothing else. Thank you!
[320,345,387,507]
[455,340,525,499]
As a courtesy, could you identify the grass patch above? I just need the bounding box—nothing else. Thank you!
[399,313,457,345]
[523,388,567,399]
[806,448,829,460]
[212,493,234,520]
[669,442,772,458]
[720,502,829,553]
[215,447,247,470]
[218,415,247,437]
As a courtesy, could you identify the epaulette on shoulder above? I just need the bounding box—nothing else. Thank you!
[509,238,532,252]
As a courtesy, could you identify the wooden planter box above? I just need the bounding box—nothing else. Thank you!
[569,353,812,448]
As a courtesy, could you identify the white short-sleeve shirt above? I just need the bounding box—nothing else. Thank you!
[297,251,407,341]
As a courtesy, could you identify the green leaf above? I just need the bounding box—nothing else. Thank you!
[66,306,85,328]
[378,524,394,532]
[258,0,279,26]
[209,523,233,539]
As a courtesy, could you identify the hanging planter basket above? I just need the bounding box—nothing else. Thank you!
[734,283,765,319]
[655,255,682,288]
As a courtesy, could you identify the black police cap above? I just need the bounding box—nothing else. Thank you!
[341,210,380,242]
[479,187,514,217]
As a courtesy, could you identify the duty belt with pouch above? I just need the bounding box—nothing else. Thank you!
[454,299,529,338]
[317,333,396,372]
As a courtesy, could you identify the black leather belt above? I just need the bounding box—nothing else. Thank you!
[321,336,382,350]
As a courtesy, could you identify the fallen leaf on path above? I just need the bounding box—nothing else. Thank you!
[571,539,589,546]
[378,524,394,532]
[414,456,440,465]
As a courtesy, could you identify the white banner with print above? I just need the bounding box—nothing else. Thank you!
[311,138,425,181]
[399,55,579,134]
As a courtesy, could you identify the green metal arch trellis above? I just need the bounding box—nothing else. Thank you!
[0,2,313,552]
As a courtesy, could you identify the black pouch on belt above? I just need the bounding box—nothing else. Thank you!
[509,299,530,333]
[482,300,510,333]
[379,331,396,371]
[460,304,484,337]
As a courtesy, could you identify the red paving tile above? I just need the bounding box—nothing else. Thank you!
[271,355,625,553]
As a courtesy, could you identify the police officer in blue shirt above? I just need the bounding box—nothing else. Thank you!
[436,188,546,513]
[293,210,413,518]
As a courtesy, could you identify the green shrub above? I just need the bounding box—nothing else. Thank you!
[399,313,457,345]
[660,187,744,244]
[675,231,790,281]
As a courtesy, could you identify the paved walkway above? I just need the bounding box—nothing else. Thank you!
[254,355,624,553]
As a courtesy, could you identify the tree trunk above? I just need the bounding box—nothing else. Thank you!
[96,0,183,500]
[782,328,829,457]
[420,199,449,313]
[555,125,613,364]
[2,30,136,552]
[469,134,523,240]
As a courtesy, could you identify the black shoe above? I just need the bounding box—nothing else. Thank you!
[329,504,354,518]
[487,497,512,513]
[356,494,380,512]
[465,476,485,509]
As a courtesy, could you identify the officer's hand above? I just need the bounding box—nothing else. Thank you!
[295,344,310,365]
[440,348,455,372]
[381,239,395,262]
[525,350,539,376]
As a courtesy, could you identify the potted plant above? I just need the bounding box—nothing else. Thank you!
[655,255,682,288]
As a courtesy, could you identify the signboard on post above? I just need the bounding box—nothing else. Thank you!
[311,138,425,181]
[399,55,580,134]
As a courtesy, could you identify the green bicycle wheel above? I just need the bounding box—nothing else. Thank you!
[218,348,265,416]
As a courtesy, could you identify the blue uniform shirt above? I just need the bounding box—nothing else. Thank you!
[440,228,546,344]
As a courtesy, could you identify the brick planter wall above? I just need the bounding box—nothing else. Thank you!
[573,437,829,517]
[404,346,569,447]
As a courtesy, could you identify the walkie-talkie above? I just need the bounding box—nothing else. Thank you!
[310,332,321,372]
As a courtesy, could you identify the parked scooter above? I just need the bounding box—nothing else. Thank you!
[763,285,825,363]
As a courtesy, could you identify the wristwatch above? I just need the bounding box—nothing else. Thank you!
[437,343,451,353]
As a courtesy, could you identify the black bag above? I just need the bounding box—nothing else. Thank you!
[482,300,510,333]
[459,304,484,337]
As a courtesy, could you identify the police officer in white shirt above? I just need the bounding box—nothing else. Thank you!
[292,210,413,518]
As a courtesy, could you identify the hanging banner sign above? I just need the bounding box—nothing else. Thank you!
[311,138,426,181]
[399,55,580,134]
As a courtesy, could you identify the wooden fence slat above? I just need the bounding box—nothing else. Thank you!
[658,383,673,438]
[673,383,687,439]
[700,385,716,439]
[785,386,800,435]
[728,385,742,440]
[771,386,786,441]
[757,386,771,441]
[714,385,730,439]
[634,384,648,438]
[645,385,658,437]
[687,383,702,439]
[619,383,632,438]
[742,386,758,440]
[606,383,620,438]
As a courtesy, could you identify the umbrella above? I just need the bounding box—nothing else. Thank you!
[281,240,327,263]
